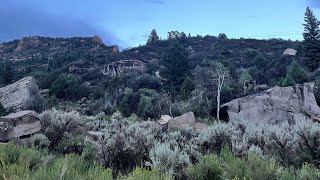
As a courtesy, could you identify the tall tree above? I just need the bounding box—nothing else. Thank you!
[160,42,191,94]
[303,7,320,41]
[147,29,160,44]
[303,7,320,71]
[214,63,230,119]
[2,62,13,84]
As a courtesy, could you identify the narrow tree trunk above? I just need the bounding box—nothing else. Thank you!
[217,88,221,119]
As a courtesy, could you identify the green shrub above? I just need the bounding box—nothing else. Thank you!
[55,135,85,155]
[186,154,223,180]
[120,167,173,180]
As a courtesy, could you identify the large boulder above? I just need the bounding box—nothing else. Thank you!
[222,83,320,124]
[0,110,41,141]
[0,77,42,112]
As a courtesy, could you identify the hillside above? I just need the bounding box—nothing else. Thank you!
[0,34,304,117]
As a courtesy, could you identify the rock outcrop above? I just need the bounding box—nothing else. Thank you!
[222,83,320,124]
[0,77,42,112]
[283,48,297,56]
[0,110,41,141]
[102,60,145,76]
[158,112,207,129]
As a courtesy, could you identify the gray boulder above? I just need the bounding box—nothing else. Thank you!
[0,77,42,112]
[0,110,41,141]
[222,83,320,124]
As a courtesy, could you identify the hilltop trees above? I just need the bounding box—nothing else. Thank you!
[302,7,320,71]
[147,29,160,44]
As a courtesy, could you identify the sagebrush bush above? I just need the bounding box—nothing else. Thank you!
[149,141,191,177]
[294,118,320,165]
[28,133,51,149]
[39,108,85,148]
[97,117,162,177]
[197,121,233,153]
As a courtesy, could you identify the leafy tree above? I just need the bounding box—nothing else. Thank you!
[49,74,89,100]
[160,42,191,94]
[302,7,320,71]
[282,61,309,86]
[147,29,160,44]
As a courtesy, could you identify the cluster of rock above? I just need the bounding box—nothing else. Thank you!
[0,77,42,142]
[222,83,320,124]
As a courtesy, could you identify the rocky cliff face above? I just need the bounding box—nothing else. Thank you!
[222,83,320,124]
[0,36,115,62]
[0,77,42,112]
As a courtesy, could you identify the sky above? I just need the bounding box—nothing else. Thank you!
[0,0,320,48]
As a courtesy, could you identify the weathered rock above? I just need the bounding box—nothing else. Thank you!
[283,48,297,56]
[158,115,172,125]
[102,60,145,76]
[222,83,320,124]
[165,112,196,129]
[0,110,41,141]
[0,77,42,112]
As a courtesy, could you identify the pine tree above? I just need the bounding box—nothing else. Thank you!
[147,29,160,44]
[2,62,13,84]
[160,42,191,94]
[302,7,320,71]
[303,7,320,41]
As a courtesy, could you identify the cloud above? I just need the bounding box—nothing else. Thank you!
[143,0,165,5]
[0,1,126,47]
[308,0,320,8]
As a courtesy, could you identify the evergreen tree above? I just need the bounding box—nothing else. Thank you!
[282,61,309,86]
[303,7,320,41]
[160,42,191,94]
[302,7,320,71]
[147,29,160,44]
[0,102,6,116]
[2,62,13,84]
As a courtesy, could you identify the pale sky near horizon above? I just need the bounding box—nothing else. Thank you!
[0,0,320,47]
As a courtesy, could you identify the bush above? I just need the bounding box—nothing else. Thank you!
[97,118,162,177]
[197,121,233,153]
[221,146,279,180]
[149,141,191,177]
[49,74,89,101]
[186,154,223,180]
[120,167,173,180]
[39,109,84,148]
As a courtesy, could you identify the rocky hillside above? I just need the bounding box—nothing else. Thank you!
[0,35,118,62]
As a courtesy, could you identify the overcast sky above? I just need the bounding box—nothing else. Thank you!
[0,0,319,47]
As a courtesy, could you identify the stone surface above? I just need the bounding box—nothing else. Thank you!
[283,48,297,56]
[168,112,196,127]
[0,110,41,141]
[222,83,320,124]
[102,60,145,76]
[0,77,42,112]
[158,115,172,125]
